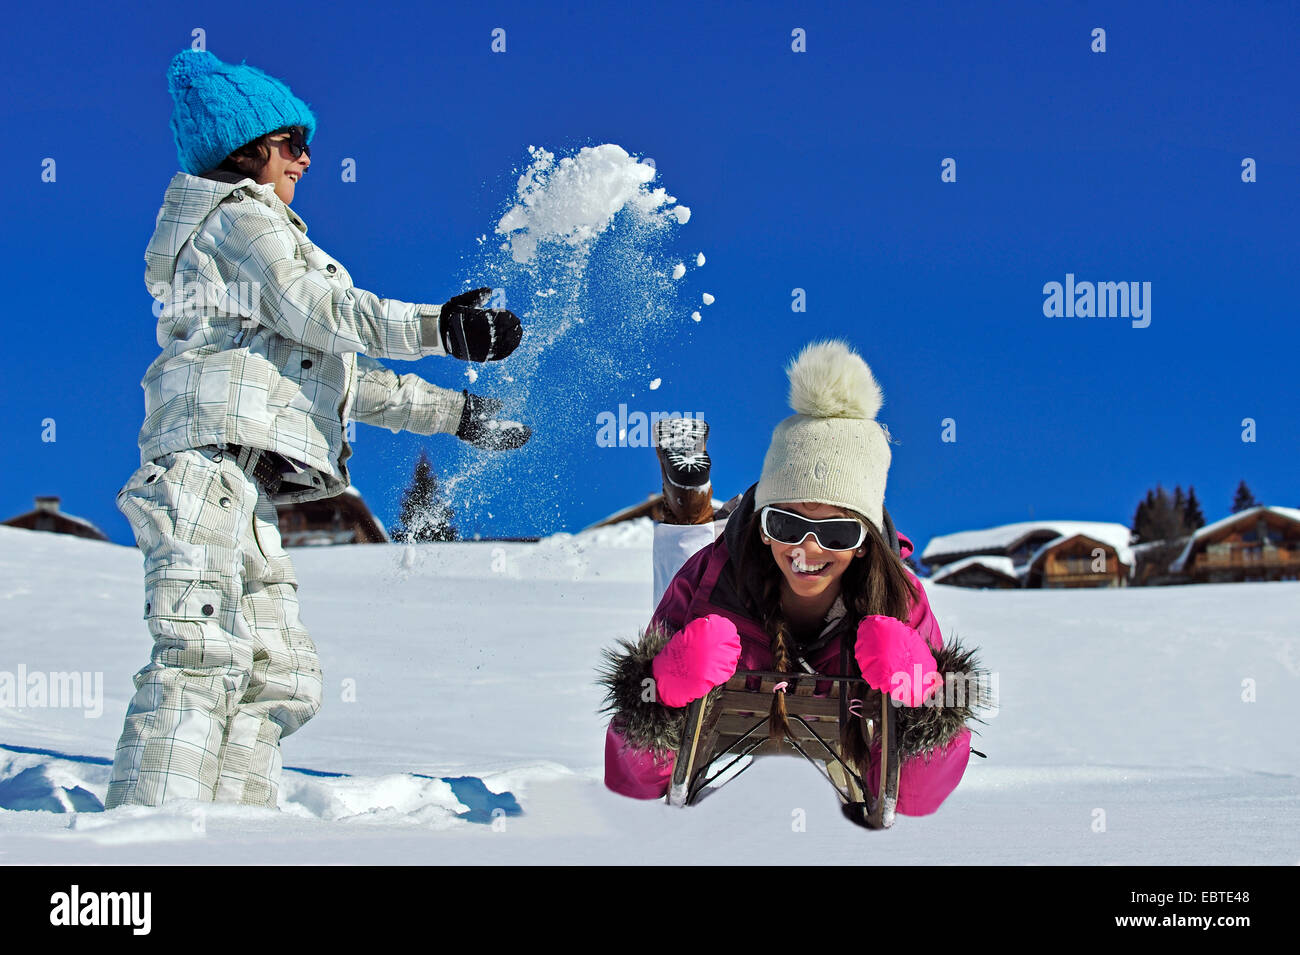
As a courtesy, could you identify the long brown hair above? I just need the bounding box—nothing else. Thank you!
[733,504,919,773]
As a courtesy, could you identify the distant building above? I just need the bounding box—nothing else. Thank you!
[582,492,731,531]
[275,487,389,546]
[1169,506,1300,583]
[1131,538,1193,587]
[929,555,1019,589]
[1023,531,1133,588]
[923,520,1134,589]
[2,496,109,542]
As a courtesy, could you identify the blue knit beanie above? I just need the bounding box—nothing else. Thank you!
[168,49,317,175]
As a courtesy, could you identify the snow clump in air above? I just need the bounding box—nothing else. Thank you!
[496,144,692,264]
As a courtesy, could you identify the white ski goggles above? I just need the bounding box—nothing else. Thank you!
[759,506,867,552]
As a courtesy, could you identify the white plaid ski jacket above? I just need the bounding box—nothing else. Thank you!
[139,171,467,503]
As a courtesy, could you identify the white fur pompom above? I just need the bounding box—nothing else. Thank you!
[785,339,883,420]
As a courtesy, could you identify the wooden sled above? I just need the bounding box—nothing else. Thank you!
[666,644,902,829]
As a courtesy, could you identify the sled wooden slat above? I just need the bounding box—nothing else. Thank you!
[667,696,711,807]
[719,670,858,687]
[868,688,902,829]
[714,690,842,718]
[670,653,901,829]
[712,712,838,740]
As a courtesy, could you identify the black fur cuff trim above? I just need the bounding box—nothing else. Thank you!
[894,634,995,757]
[595,623,694,756]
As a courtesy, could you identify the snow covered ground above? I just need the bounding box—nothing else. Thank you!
[0,522,1296,864]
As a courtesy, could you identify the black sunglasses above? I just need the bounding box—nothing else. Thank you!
[273,128,310,160]
[760,506,867,552]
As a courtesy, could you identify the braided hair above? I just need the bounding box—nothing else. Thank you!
[733,506,919,768]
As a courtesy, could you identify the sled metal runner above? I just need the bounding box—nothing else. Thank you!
[667,643,902,829]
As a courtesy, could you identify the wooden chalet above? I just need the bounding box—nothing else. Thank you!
[1023,533,1131,588]
[1169,506,1300,583]
[929,555,1019,589]
[582,492,731,531]
[274,486,389,546]
[2,497,109,542]
[922,520,1134,589]
[1131,539,1193,587]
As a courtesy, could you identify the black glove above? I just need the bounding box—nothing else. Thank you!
[439,288,523,362]
[456,390,532,451]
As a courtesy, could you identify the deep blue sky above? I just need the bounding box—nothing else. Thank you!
[1,0,1295,559]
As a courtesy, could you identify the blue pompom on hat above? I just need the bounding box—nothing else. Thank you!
[168,48,317,175]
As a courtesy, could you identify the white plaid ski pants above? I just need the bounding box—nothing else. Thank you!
[106,446,323,809]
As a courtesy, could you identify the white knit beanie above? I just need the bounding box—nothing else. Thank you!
[754,339,892,534]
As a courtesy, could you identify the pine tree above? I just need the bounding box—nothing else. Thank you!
[1130,495,1149,540]
[1231,480,1258,514]
[392,449,457,542]
[1133,484,1191,543]
[1183,486,1205,530]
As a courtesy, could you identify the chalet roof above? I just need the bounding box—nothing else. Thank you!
[275,484,390,544]
[1,497,109,541]
[1170,506,1300,572]
[581,492,728,533]
[930,554,1019,584]
[342,485,390,542]
[585,493,658,529]
[922,520,1134,567]
[1024,531,1135,576]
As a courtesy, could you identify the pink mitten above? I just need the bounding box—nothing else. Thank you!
[651,614,742,708]
[854,614,941,707]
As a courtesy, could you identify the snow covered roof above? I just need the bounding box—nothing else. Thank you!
[43,510,107,538]
[1024,532,1135,576]
[930,554,1019,584]
[2,501,109,541]
[278,485,390,543]
[581,493,728,533]
[338,485,390,541]
[923,520,1134,567]
[1170,506,1300,571]
[1131,538,1189,554]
